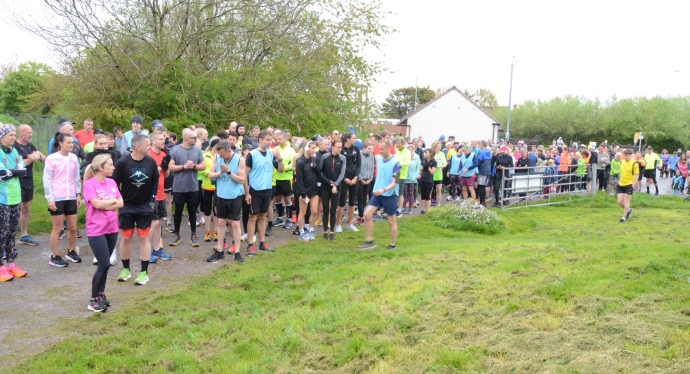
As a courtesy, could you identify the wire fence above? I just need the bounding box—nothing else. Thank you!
[2,112,60,155]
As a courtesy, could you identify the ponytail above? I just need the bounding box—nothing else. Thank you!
[51,132,61,153]
[83,154,112,182]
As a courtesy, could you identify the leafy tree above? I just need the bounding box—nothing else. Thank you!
[13,0,391,135]
[472,88,499,107]
[0,62,54,113]
[381,86,435,118]
[490,95,690,151]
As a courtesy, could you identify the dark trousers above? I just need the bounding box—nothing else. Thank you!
[173,191,199,236]
[319,187,339,232]
[597,170,608,190]
[88,233,118,299]
[357,180,374,218]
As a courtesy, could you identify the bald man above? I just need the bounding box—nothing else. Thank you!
[168,128,206,247]
[14,124,46,246]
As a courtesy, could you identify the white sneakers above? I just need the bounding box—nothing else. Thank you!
[240,233,256,242]
[92,248,118,266]
[346,225,359,232]
[334,225,343,233]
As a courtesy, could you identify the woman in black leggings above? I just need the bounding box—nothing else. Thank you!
[82,154,123,312]
[419,149,437,214]
[318,140,346,240]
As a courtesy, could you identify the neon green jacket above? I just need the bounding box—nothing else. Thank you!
[396,147,411,180]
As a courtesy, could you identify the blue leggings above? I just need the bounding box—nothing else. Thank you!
[88,233,118,298]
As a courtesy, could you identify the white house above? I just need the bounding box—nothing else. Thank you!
[398,86,503,142]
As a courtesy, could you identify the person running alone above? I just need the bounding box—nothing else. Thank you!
[82,154,123,311]
[168,129,205,247]
[337,132,361,231]
[244,131,283,255]
[14,124,45,246]
[44,133,82,267]
[294,141,319,241]
[318,139,346,240]
[618,149,639,223]
[0,124,29,282]
[112,134,160,285]
[206,141,246,262]
[358,140,401,250]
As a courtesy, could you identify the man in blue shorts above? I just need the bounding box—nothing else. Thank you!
[357,140,401,250]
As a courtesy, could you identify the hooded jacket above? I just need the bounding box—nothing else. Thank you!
[318,152,346,190]
[295,155,318,197]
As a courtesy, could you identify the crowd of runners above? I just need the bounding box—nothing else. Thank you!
[0,117,674,312]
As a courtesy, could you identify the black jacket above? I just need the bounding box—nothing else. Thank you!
[295,155,318,197]
[341,145,361,180]
[494,154,514,178]
[318,152,346,190]
[314,150,328,185]
[81,149,121,175]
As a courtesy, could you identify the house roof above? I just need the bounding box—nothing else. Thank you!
[398,86,503,131]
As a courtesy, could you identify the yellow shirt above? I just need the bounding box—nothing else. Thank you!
[619,159,640,187]
[446,148,457,160]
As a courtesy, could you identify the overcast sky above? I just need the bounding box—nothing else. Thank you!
[2,0,690,106]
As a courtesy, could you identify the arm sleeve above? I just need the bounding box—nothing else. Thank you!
[74,157,82,194]
[334,155,346,186]
[354,148,361,177]
[149,162,160,204]
[294,159,305,197]
[43,159,54,201]
[82,180,96,204]
[111,159,123,187]
[319,155,330,184]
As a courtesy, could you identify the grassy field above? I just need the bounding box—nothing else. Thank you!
[4,193,690,373]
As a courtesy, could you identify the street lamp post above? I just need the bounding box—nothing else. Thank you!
[505,56,515,141]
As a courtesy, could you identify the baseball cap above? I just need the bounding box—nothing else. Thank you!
[440,135,446,140]
[131,115,143,124]
[242,143,254,151]
[500,145,508,153]
[58,118,75,125]
[94,128,105,135]
[152,120,163,128]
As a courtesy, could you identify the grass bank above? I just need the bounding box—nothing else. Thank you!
[4,194,690,373]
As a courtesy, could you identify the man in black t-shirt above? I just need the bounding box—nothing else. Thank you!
[14,124,46,246]
[112,134,160,286]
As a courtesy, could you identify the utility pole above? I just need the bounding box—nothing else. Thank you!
[505,56,515,141]
[414,76,418,110]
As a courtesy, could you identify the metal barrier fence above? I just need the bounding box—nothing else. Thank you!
[497,163,602,209]
[1,113,60,156]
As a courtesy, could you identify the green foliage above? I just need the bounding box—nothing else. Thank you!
[0,62,54,113]
[381,86,436,118]
[16,0,391,136]
[491,95,690,150]
[472,88,499,107]
[425,201,503,235]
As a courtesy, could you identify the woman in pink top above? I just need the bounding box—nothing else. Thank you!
[43,133,82,267]
[82,153,123,312]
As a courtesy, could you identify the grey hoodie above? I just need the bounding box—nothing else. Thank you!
[359,152,375,181]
